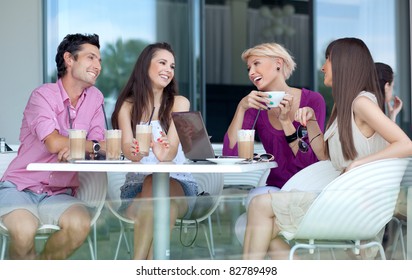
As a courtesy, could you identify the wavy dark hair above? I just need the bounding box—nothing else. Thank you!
[55,33,100,79]
[325,37,383,161]
[111,42,177,135]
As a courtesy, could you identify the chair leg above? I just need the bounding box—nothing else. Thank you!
[214,209,222,235]
[201,223,214,260]
[1,235,7,260]
[399,222,406,260]
[114,221,125,260]
[87,235,95,260]
[93,224,97,259]
[390,218,401,259]
[114,220,132,260]
[207,216,215,256]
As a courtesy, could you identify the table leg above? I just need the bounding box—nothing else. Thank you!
[153,172,170,260]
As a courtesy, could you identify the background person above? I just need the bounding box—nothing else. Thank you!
[375,62,403,122]
[243,37,412,260]
[0,33,106,259]
[111,42,198,259]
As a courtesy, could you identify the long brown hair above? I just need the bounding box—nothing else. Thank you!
[325,38,383,160]
[111,42,177,135]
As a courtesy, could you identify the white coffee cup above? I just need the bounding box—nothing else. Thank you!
[265,91,285,107]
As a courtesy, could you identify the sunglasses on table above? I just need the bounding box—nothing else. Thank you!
[253,153,275,162]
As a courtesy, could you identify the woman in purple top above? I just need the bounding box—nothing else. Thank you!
[223,42,326,188]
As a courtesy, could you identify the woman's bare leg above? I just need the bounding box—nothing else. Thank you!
[243,193,275,259]
[268,236,292,260]
[128,176,188,259]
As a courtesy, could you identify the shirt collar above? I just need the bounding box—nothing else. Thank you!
[58,79,88,108]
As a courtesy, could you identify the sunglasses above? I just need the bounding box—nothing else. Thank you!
[253,153,275,162]
[297,126,309,153]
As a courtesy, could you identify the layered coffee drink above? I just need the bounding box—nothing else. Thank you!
[237,129,255,159]
[69,129,86,160]
[136,124,152,156]
[105,129,122,160]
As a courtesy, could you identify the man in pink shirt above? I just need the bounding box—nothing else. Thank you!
[0,33,106,259]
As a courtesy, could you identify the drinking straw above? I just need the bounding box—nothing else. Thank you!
[101,104,109,129]
[148,106,155,125]
[251,109,261,130]
[67,106,73,129]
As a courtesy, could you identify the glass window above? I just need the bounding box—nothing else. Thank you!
[45,0,201,128]
[204,0,312,141]
[314,0,398,120]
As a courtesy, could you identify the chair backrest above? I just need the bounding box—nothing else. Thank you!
[211,142,269,188]
[400,157,412,187]
[187,173,224,222]
[106,172,127,210]
[282,160,341,192]
[106,172,224,224]
[105,172,134,224]
[285,158,409,241]
[223,168,270,187]
[76,172,108,226]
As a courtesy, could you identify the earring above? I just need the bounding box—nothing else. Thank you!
[276,67,280,71]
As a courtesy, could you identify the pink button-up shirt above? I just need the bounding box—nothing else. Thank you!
[1,79,105,195]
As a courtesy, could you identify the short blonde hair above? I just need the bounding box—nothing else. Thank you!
[241,42,296,80]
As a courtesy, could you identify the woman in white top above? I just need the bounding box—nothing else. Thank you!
[243,37,412,259]
[111,42,198,259]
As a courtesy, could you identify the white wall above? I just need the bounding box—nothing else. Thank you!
[0,0,43,145]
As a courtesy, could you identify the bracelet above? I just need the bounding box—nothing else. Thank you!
[309,133,322,144]
[308,119,317,122]
[285,131,298,143]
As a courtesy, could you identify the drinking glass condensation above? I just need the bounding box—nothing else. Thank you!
[68,129,86,160]
[136,124,152,156]
[105,129,122,160]
[237,129,255,159]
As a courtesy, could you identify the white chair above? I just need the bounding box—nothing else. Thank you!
[386,157,412,259]
[235,160,340,245]
[279,158,409,260]
[105,172,224,259]
[0,152,107,260]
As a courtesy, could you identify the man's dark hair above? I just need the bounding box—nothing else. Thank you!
[55,33,100,78]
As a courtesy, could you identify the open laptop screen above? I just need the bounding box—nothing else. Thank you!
[172,111,216,161]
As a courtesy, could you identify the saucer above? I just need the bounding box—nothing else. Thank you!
[206,158,245,165]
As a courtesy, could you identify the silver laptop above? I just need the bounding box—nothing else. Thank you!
[172,111,217,161]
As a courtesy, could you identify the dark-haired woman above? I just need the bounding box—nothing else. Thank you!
[111,42,198,259]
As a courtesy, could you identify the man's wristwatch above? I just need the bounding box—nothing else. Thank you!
[92,140,101,154]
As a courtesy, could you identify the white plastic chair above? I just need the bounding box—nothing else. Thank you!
[235,160,340,246]
[279,158,409,260]
[105,172,224,259]
[386,157,412,259]
[0,152,107,260]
